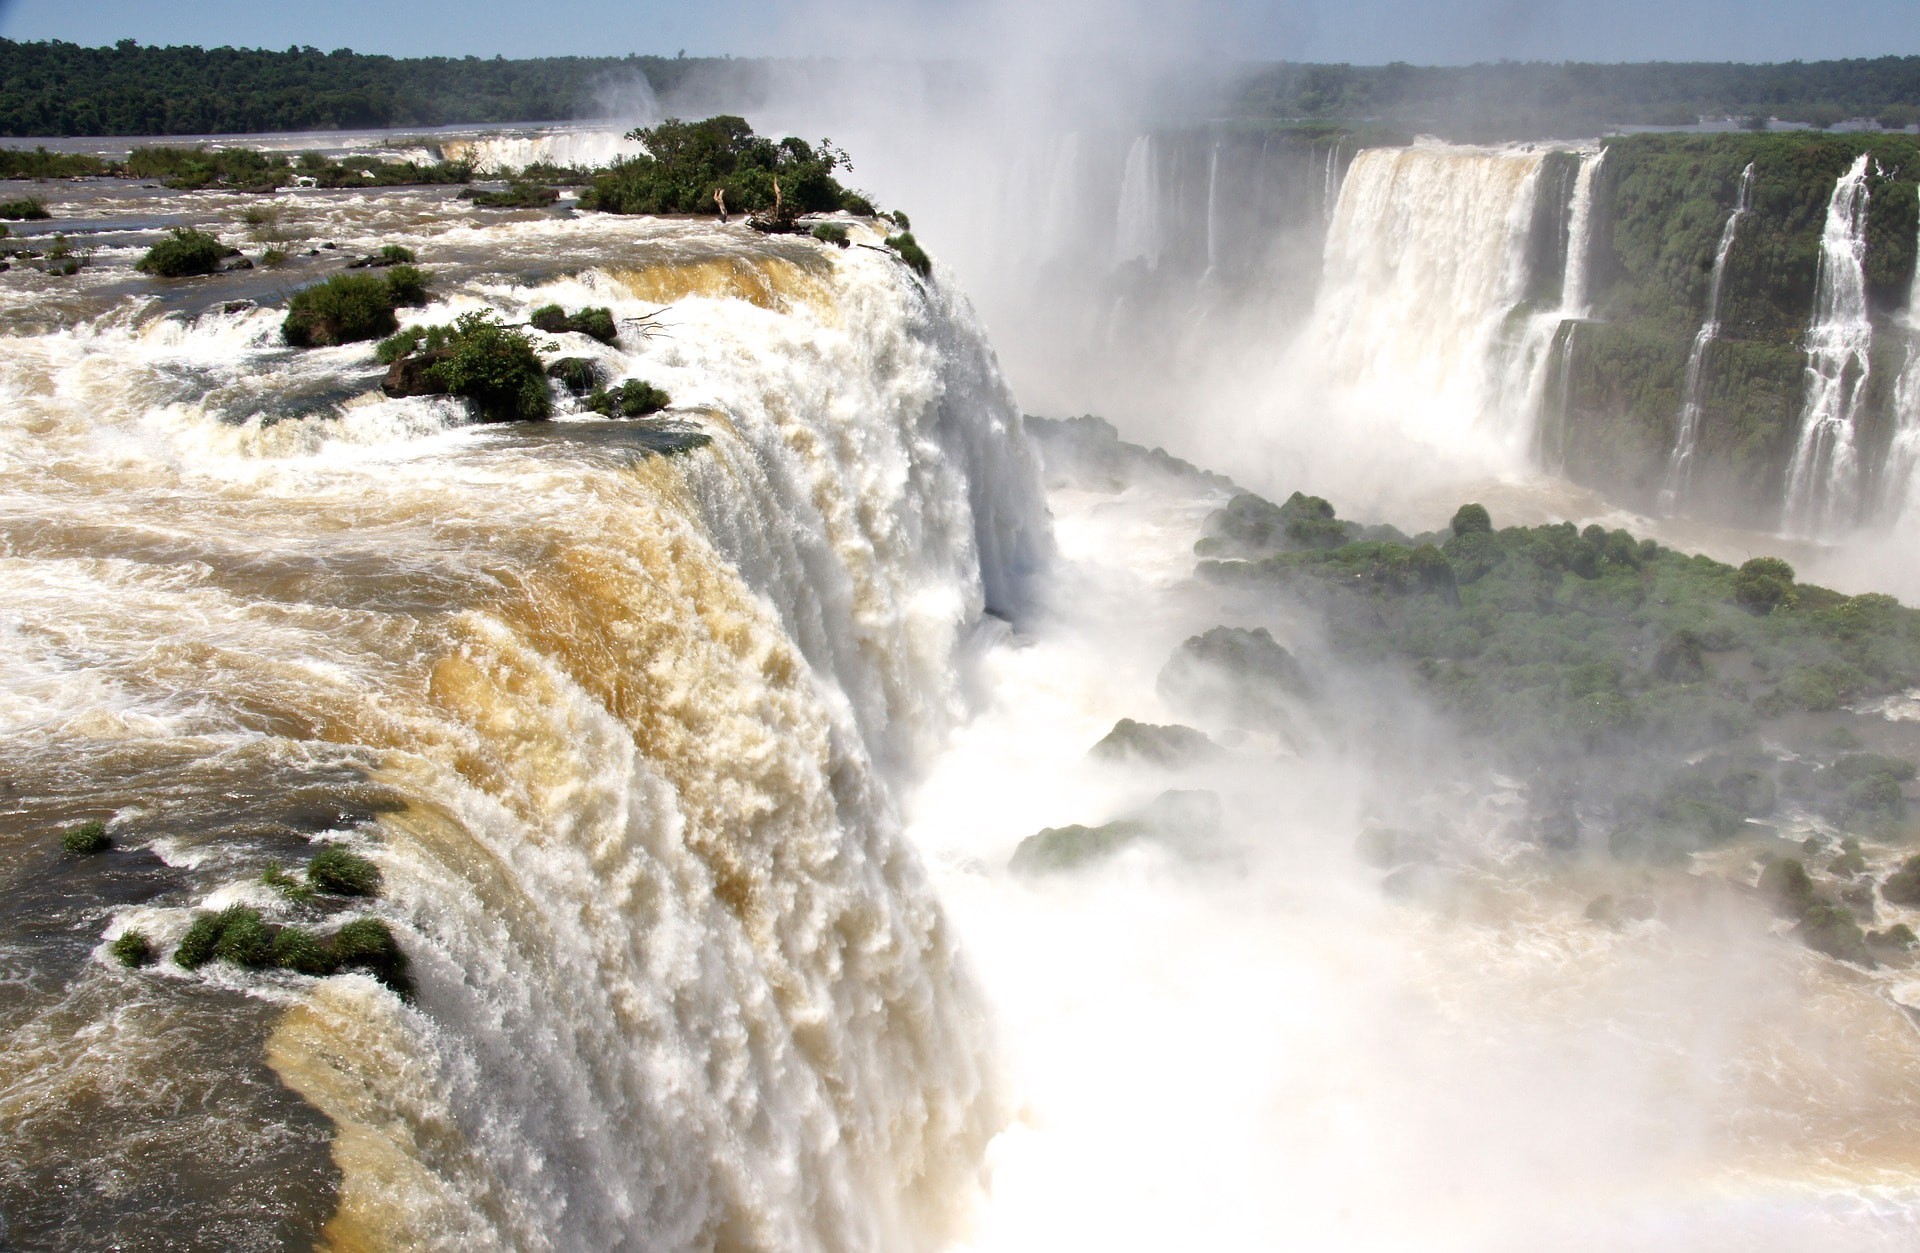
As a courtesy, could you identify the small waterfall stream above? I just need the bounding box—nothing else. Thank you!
[1658,161,1755,515]
[1783,153,1877,536]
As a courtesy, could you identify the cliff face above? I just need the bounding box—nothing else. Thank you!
[1557,133,1920,528]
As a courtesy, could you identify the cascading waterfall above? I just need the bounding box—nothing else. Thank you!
[1500,147,1604,454]
[0,212,1047,1248]
[1658,161,1755,515]
[1114,135,1161,269]
[1784,153,1877,536]
[1881,226,1920,524]
[1298,142,1549,464]
[1202,142,1221,280]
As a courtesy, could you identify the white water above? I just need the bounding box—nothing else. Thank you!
[1660,162,1756,515]
[0,207,1046,1248]
[1280,143,1549,488]
[1499,148,1605,462]
[1882,228,1920,525]
[441,127,647,175]
[1784,153,1877,537]
[1113,135,1161,269]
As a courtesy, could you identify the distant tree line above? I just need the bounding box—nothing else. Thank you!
[1233,58,1920,142]
[0,38,752,136]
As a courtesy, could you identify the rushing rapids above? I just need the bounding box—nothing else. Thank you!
[0,185,1044,1247]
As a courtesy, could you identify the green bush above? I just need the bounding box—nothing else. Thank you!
[1733,557,1796,614]
[109,930,154,968]
[329,917,411,995]
[62,820,110,855]
[271,925,337,976]
[580,115,855,217]
[135,227,228,277]
[372,243,414,265]
[1885,854,1920,905]
[1450,503,1493,536]
[811,221,849,247]
[308,846,382,897]
[427,312,551,422]
[546,356,603,395]
[0,197,49,220]
[884,232,932,278]
[586,379,671,418]
[530,304,618,345]
[384,264,429,307]
[469,182,560,209]
[283,273,401,347]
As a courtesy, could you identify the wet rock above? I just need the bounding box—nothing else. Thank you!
[1088,718,1219,769]
[1010,789,1223,875]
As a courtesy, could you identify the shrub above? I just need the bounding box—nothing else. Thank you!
[136,227,228,278]
[1885,854,1920,905]
[580,116,853,217]
[1451,503,1493,536]
[587,379,672,418]
[283,273,400,347]
[260,247,289,267]
[110,930,154,968]
[427,312,552,422]
[1759,857,1816,913]
[308,846,382,897]
[884,232,932,278]
[1733,557,1795,614]
[546,356,603,395]
[811,221,850,247]
[468,182,560,209]
[372,243,414,265]
[0,197,50,220]
[889,210,911,230]
[271,925,337,976]
[531,304,618,345]
[383,264,430,307]
[62,820,110,855]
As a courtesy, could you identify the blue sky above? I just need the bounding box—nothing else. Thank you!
[1,0,1917,64]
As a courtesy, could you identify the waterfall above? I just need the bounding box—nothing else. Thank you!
[0,223,1047,1247]
[1203,141,1221,279]
[1297,143,1550,464]
[1658,161,1754,515]
[1783,153,1876,536]
[1560,148,1604,318]
[1883,227,1920,524]
[1497,148,1606,455]
[1114,135,1161,268]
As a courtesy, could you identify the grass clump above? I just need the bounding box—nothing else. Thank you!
[263,861,316,904]
[109,930,154,968]
[174,906,273,970]
[530,303,618,345]
[810,221,849,247]
[135,227,229,278]
[283,273,400,347]
[0,197,50,220]
[586,379,671,418]
[884,232,932,278]
[307,846,382,897]
[62,820,111,855]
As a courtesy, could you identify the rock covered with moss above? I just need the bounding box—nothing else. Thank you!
[283,267,431,348]
[1010,790,1224,875]
[1089,719,1219,768]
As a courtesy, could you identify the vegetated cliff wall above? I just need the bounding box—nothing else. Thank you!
[1559,133,1920,527]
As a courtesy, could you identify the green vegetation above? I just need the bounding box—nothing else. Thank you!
[1089,719,1219,768]
[1561,131,1920,523]
[546,356,603,396]
[1197,493,1920,866]
[380,311,552,422]
[586,379,671,418]
[117,145,472,191]
[530,304,618,345]
[135,227,230,277]
[468,182,560,209]
[0,38,740,136]
[262,862,317,904]
[1231,58,1920,143]
[349,243,414,267]
[0,197,49,220]
[0,146,109,177]
[173,903,410,996]
[1011,791,1222,875]
[61,820,110,855]
[580,115,870,218]
[307,846,382,897]
[810,221,850,247]
[109,930,154,968]
[283,269,429,348]
[884,232,932,278]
